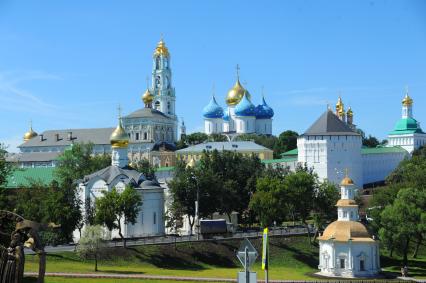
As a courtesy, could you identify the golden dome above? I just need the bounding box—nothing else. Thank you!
[110,118,129,148]
[153,39,169,57]
[341,175,354,186]
[346,107,353,117]
[318,221,374,242]
[23,123,38,141]
[402,93,413,106]
[226,79,251,106]
[336,199,358,207]
[335,96,344,112]
[142,89,154,104]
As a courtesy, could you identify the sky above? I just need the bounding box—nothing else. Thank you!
[1,0,426,152]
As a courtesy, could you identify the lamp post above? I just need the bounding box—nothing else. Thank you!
[186,158,200,239]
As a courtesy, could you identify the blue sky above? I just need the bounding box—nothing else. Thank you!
[1,0,426,152]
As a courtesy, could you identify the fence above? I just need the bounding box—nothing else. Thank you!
[111,227,312,247]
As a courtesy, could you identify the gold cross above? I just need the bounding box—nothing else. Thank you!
[345,168,349,177]
[146,76,149,89]
[117,104,122,119]
[236,64,240,79]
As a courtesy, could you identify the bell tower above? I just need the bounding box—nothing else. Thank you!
[152,38,176,118]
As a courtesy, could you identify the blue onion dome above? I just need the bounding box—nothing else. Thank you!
[203,96,224,118]
[255,97,274,119]
[223,107,230,122]
[235,92,256,116]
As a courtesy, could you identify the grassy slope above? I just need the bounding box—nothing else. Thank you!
[24,235,426,281]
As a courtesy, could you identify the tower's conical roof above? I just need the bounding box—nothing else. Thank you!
[303,110,359,136]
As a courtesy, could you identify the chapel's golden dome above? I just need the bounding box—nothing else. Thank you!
[226,79,251,106]
[346,107,353,117]
[318,221,374,242]
[23,123,38,141]
[402,93,413,106]
[153,39,169,57]
[341,176,354,186]
[110,118,129,148]
[142,89,154,104]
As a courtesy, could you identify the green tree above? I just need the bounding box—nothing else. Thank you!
[54,142,111,241]
[208,133,228,142]
[167,161,199,234]
[95,186,142,247]
[132,158,156,180]
[277,130,299,154]
[186,132,209,145]
[285,168,317,243]
[312,181,339,241]
[0,144,14,210]
[76,225,107,271]
[249,177,287,227]
[379,187,426,265]
[200,150,264,224]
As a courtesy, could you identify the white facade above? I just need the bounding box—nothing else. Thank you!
[204,118,223,135]
[255,119,273,135]
[74,178,165,242]
[319,241,381,278]
[388,133,426,154]
[362,149,409,185]
[297,134,363,186]
[234,116,256,134]
[318,179,381,278]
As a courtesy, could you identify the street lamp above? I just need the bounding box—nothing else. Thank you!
[186,158,200,239]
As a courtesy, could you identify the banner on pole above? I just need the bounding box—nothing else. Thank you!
[262,227,268,270]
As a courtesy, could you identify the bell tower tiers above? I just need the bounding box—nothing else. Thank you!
[152,38,176,118]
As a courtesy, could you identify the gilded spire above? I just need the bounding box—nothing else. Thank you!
[110,105,129,148]
[402,86,413,106]
[153,37,170,57]
[142,76,154,106]
[226,65,251,106]
[23,120,38,141]
[346,106,353,117]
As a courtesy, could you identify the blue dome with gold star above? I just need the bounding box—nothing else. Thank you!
[255,97,274,119]
[203,96,224,119]
[235,92,256,116]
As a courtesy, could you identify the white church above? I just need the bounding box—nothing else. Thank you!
[318,175,380,277]
[73,115,165,241]
[202,67,274,136]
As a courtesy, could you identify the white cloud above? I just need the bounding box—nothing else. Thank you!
[0,70,61,114]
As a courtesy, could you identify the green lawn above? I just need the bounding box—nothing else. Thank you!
[23,235,426,281]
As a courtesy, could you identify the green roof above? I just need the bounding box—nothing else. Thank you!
[155,166,175,172]
[281,148,298,157]
[262,157,298,164]
[389,117,424,135]
[5,167,55,188]
[361,146,408,155]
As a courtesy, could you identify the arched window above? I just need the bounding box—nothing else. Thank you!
[154,101,160,111]
[167,101,171,114]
